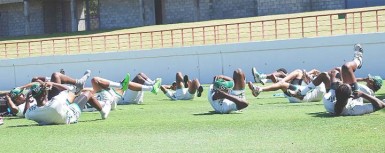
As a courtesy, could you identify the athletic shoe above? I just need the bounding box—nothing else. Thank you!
[75,70,91,94]
[248,82,261,97]
[353,44,363,69]
[197,86,204,97]
[287,87,305,100]
[183,75,189,88]
[121,73,131,92]
[252,67,264,85]
[100,102,111,119]
[83,103,97,112]
[151,78,162,95]
[0,116,3,125]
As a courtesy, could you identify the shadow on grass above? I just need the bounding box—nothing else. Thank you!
[4,116,24,120]
[78,119,103,123]
[7,124,41,128]
[307,112,334,118]
[193,111,217,116]
[193,111,243,116]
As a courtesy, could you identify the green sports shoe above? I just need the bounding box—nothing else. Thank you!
[121,73,131,91]
[151,78,162,95]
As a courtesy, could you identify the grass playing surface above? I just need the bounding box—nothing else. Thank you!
[1,83,385,152]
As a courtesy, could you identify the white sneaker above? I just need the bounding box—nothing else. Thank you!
[353,44,363,69]
[248,82,261,97]
[261,79,268,85]
[100,102,111,119]
[252,67,264,85]
[76,70,92,94]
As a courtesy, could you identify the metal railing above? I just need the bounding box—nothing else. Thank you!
[0,8,384,59]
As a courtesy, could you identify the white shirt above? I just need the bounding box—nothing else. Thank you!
[25,91,77,125]
[323,89,374,116]
[208,85,237,114]
[16,98,37,117]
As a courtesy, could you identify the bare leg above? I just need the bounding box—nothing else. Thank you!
[82,91,102,111]
[128,82,146,91]
[266,71,287,83]
[312,72,331,90]
[187,79,201,94]
[91,77,111,92]
[176,72,184,89]
[75,90,110,119]
[280,69,303,83]
[233,68,245,90]
[31,77,48,82]
[50,72,77,85]
[132,72,150,84]
[160,85,169,94]
[266,73,279,83]
[341,61,358,85]
[260,81,290,92]
[48,72,77,100]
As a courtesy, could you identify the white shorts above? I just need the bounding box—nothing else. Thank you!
[230,89,246,101]
[118,90,144,104]
[207,85,242,114]
[287,83,326,103]
[209,98,238,114]
[166,88,194,100]
[68,103,81,124]
[94,88,123,110]
[323,89,375,116]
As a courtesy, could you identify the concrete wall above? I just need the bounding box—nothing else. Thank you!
[0,33,384,91]
[0,0,44,37]
[161,0,345,23]
[0,2,25,36]
[98,0,155,29]
[0,0,357,37]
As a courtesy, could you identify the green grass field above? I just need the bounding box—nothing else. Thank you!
[1,83,385,152]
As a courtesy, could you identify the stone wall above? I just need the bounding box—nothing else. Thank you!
[0,2,25,36]
[0,0,44,37]
[99,0,143,29]
[160,0,345,24]
[29,0,44,35]
[312,0,345,11]
[162,0,197,24]
[0,0,368,37]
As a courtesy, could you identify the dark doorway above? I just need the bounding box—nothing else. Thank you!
[43,0,58,34]
[154,0,163,25]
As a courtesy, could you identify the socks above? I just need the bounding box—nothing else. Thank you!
[75,70,91,86]
[144,79,155,85]
[301,82,316,95]
[141,85,153,91]
[353,58,362,68]
[260,74,267,80]
[109,81,122,88]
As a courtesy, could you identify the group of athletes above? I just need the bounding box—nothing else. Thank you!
[0,43,384,126]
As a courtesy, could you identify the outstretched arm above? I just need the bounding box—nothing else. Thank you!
[355,77,368,82]
[213,90,248,110]
[213,75,233,82]
[354,91,385,111]
[5,94,19,115]
[44,82,69,91]
[23,92,33,115]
